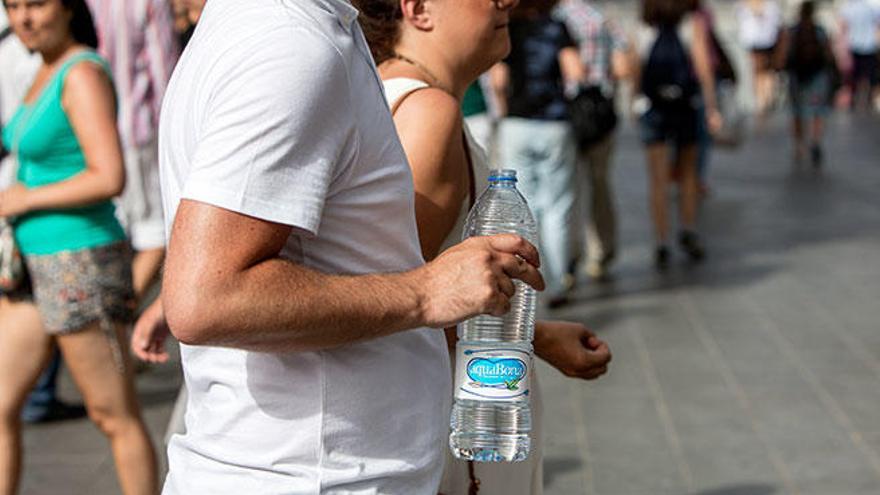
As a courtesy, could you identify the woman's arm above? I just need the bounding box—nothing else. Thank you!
[21,62,125,212]
[558,46,587,94]
[391,87,470,262]
[689,16,722,133]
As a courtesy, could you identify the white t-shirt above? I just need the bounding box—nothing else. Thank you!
[158,1,450,493]
[841,0,880,54]
[736,0,782,50]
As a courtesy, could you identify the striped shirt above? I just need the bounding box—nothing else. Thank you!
[86,0,179,147]
[553,0,628,89]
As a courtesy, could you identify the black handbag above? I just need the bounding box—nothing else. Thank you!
[568,85,618,150]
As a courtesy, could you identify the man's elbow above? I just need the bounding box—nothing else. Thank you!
[163,289,220,346]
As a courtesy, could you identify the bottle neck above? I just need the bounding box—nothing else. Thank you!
[489,180,517,189]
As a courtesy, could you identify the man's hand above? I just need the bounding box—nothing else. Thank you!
[416,234,545,329]
[0,184,31,218]
[534,320,611,380]
[131,299,171,363]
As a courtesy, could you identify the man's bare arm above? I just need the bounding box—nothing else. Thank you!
[163,200,544,352]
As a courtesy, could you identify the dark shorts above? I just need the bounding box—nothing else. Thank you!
[750,44,779,71]
[10,242,135,335]
[639,106,699,147]
[851,52,878,87]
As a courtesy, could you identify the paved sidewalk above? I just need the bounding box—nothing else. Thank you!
[19,111,880,495]
[539,111,880,495]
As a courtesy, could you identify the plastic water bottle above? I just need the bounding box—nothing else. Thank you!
[449,169,538,463]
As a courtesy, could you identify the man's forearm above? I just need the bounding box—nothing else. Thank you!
[164,257,429,352]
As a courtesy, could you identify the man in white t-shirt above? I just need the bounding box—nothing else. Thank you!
[840,0,880,109]
[156,1,544,493]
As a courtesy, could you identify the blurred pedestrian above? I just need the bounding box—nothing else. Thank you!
[494,0,586,307]
[736,0,782,116]
[1,7,80,427]
[839,0,880,111]
[152,0,544,493]
[635,0,720,270]
[355,0,612,492]
[692,0,736,196]
[169,0,204,47]
[554,0,633,282]
[779,0,835,168]
[85,0,179,299]
[0,1,158,494]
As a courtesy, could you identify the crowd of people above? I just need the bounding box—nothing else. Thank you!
[0,0,877,494]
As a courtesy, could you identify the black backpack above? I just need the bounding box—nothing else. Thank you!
[787,24,829,81]
[641,25,699,110]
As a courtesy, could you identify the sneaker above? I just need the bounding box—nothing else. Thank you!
[655,245,670,271]
[810,144,823,168]
[678,231,706,262]
[585,260,606,280]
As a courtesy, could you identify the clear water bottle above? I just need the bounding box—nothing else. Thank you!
[449,169,538,463]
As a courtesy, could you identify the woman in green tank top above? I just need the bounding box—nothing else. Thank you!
[0,1,158,493]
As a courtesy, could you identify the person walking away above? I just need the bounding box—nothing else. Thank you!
[85,0,179,299]
[736,0,782,117]
[493,0,586,308]
[0,0,159,493]
[151,0,546,492]
[779,1,836,168]
[554,0,633,282]
[635,0,721,270]
[354,0,613,491]
[839,0,880,111]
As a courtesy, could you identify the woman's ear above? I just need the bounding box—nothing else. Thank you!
[400,0,434,31]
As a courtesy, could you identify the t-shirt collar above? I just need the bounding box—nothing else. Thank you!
[312,0,360,31]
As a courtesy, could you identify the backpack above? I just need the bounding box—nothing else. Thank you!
[641,25,699,110]
[787,24,828,81]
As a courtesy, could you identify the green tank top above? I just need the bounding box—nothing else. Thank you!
[461,82,488,118]
[1,51,126,255]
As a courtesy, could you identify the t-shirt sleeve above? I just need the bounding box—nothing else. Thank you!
[558,21,577,49]
[181,27,355,236]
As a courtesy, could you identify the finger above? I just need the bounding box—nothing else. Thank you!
[578,365,608,380]
[486,234,541,268]
[495,253,545,291]
[487,292,511,317]
[494,270,516,299]
[132,345,149,361]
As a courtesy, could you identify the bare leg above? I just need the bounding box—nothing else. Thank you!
[131,248,165,300]
[645,143,670,245]
[58,323,158,495]
[0,298,54,495]
[676,144,700,231]
[792,115,805,162]
[810,115,824,145]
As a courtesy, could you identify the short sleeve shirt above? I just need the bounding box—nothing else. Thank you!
[553,0,628,89]
[841,0,880,54]
[505,15,577,121]
[158,0,450,493]
[736,0,782,50]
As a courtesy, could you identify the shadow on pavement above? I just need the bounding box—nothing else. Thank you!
[542,455,582,487]
[692,483,777,495]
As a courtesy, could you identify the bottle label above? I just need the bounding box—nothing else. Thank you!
[454,344,531,401]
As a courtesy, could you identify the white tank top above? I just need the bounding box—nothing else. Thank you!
[382,77,491,252]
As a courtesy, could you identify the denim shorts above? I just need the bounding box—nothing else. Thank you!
[639,106,699,147]
[13,242,135,335]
